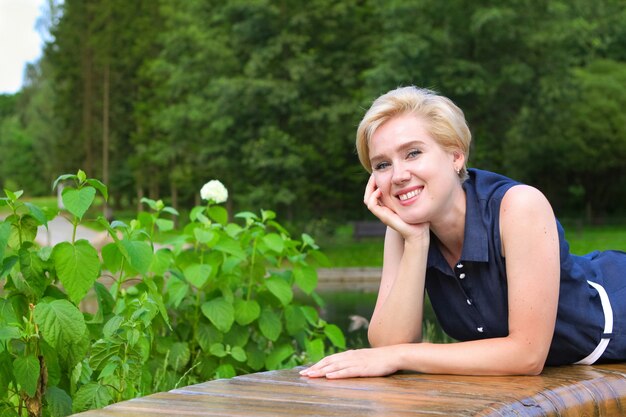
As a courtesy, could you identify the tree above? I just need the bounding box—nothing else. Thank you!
[506,59,626,218]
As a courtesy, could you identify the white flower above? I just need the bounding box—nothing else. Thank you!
[200,180,228,203]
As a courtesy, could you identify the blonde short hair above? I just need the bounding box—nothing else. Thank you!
[356,86,471,179]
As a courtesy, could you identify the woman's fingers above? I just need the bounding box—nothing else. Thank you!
[363,174,378,204]
[300,348,398,379]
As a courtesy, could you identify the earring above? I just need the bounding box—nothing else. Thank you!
[456,167,461,175]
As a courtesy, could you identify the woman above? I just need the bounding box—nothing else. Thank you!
[300,86,626,378]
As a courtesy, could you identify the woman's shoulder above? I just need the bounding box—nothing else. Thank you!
[465,169,522,202]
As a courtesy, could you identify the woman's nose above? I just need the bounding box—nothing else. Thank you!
[392,163,410,183]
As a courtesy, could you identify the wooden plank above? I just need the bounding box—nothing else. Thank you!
[72,364,626,417]
[316,267,381,292]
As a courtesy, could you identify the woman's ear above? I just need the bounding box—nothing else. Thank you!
[452,150,465,167]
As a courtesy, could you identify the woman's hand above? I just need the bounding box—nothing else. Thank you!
[299,347,399,379]
[364,174,430,243]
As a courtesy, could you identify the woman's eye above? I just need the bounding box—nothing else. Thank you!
[407,150,421,158]
[374,162,390,170]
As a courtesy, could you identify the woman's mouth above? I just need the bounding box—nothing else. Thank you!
[397,188,422,201]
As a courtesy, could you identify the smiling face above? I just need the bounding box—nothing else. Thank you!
[369,113,465,225]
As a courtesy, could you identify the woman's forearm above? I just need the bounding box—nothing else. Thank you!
[390,334,547,376]
[368,239,429,347]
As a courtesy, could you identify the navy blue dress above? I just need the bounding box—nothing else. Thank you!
[425,169,626,365]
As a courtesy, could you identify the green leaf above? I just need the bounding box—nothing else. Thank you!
[0,221,11,261]
[91,282,115,324]
[155,218,174,232]
[197,322,220,352]
[144,276,172,330]
[223,324,249,347]
[234,211,259,221]
[149,248,173,276]
[72,382,113,413]
[246,344,265,371]
[189,206,205,222]
[24,203,48,228]
[9,214,38,247]
[76,169,87,183]
[259,308,281,342]
[98,360,119,380]
[194,228,219,246]
[230,346,247,362]
[0,325,20,343]
[301,306,320,327]
[285,305,306,336]
[168,342,191,372]
[263,233,284,253]
[265,276,293,306]
[45,386,73,417]
[294,265,318,295]
[214,235,246,259]
[85,178,108,201]
[4,189,22,201]
[34,299,87,350]
[184,263,213,288]
[208,206,228,225]
[215,363,236,379]
[18,245,47,298]
[305,338,325,363]
[201,297,234,333]
[120,240,153,275]
[165,277,189,308]
[261,210,276,222]
[324,324,346,349]
[308,249,331,267]
[301,233,319,249]
[61,186,96,220]
[52,174,75,191]
[40,342,61,386]
[140,197,159,211]
[162,207,179,216]
[265,344,294,370]
[1,256,16,280]
[0,299,17,325]
[101,242,123,273]
[234,299,260,325]
[210,343,227,357]
[61,331,90,370]
[103,316,124,338]
[53,240,100,304]
[13,355,40,397]
[89,340,120,371]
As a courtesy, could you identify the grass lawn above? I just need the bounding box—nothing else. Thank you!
[321,223,626,267]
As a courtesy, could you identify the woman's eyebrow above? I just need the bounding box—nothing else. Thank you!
[369,140,426,164]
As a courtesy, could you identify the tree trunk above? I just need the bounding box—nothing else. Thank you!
[102,63,113,220]
[81,44,94,175]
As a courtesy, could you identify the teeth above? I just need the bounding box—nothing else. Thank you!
[399,189,421,201]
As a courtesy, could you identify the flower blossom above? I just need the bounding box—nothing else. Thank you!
[200,180,228,204]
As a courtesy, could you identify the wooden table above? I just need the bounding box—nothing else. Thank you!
[73,364,626,416]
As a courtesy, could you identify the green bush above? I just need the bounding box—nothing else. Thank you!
[0,170,344,416]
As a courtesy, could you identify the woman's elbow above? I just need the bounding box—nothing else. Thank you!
[368,328,421,348]
[514,352,547,376]
[520,361,544,376]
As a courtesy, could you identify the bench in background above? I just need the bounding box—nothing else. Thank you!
[353,220,386,240]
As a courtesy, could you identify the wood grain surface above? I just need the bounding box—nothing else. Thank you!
[72,363,626,416]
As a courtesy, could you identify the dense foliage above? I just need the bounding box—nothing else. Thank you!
[1,0,626,223]
[0,171,344,416]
